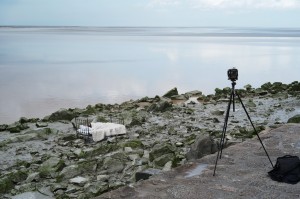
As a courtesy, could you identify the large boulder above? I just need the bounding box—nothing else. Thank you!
[184,90,203,98]
[287,115,300,123]
[58,165,82,180]
[39,157,65,178]
[186,133,218,160]
[7,122,29,133]
[47,108,79,121]
[147,100,172,112]
[163,87,179,98]
[149,143,176,162]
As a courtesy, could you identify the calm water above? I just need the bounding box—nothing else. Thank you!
[0,27,300,124]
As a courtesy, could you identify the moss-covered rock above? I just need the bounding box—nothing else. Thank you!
[123,140,144,149]
[39,157,65,178]
[47,108,79,121]
[287,115,300,123]
[0,177,14,194]
[153,153,175,168]
[149,143,176,162]
[7,122,29,133]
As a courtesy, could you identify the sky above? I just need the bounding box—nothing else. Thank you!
[0,0,300,27]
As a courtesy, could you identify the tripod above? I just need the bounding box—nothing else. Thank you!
[213,81,274,176]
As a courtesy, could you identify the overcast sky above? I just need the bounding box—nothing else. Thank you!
[0,0,300,27]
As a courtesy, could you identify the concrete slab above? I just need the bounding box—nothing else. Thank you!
[96,124,300,199]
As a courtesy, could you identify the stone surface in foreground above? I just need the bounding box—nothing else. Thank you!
[96,124,300,199]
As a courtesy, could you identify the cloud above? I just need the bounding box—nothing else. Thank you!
[147,0,181,7]
[148,0,300,9]
[191,0,300,9]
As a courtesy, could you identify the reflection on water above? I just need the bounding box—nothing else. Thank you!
[0,27,300,124]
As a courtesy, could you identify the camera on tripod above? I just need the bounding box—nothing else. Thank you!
[227,67,238,81]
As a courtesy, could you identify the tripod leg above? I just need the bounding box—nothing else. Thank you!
[213,90,233,176]
[235,92,274,168]
[219,90,234,159]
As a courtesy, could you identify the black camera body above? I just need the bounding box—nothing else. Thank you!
[227,68,238,81]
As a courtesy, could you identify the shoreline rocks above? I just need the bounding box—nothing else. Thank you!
[0,81,300,198]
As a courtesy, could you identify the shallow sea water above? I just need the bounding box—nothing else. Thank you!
[0,27,300,123]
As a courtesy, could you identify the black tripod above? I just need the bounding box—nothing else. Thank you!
[213,81,274,176]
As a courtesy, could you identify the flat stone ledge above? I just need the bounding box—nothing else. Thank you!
[96,124,300,199]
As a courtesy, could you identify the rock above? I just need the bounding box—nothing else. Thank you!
[246,99,256,108]
[261,82,272,91]
[289,81,300,92]
[8,170,28,184]
[186,133,218,160]
[11,191,54,199]
[184,90,203,98]
[153,153,175,168]
[97,175,109,182]
[0,176,14,194]
[7,122,29,133]
[102,157,125,174]
[86,182,109,197]
[19,117,30,124]
[26,128,55,140]
[39,157,65,178]
[0,124,8,131]
[69,176,89,187]
[135,169,162,182]
[175,142,184,147]
[47,108,78,121]
[244,84,252,91]
[123,140,144,149]
[124,147,133,153]
[26,172,40,183]
[36,122,48,127]
[149,143,176,162]
[162,161,173,171]
[171,95,187,101]
[211,109,225,116]
[163,87,179,98]
[287,115,300,123]
[147,100,173,112]
[59,165,81,180]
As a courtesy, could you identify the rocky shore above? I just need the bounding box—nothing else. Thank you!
[0,81,300,199]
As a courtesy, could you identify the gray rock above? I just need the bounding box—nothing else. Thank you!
[163,87,179,98]
[26,172,40,183]
[162,161,173,171]
[11,191,54,199]
[102,157,125,174]
[0,124,8,131]
[211,109,225,116]
[36,122,48,128]
[171,95,187,100]
[246,99,257,108]
[69,176,89,187]
[186,133,218,160]
[7,122,29,133]
[149,143,176,162]
[147,100,173,112]
[96,175,109,182]
[135,168,162,182]
[86,181,109,197]
[184,90,203,98]
[153,153,175,168]
[59,165,81,180]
